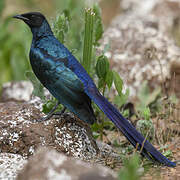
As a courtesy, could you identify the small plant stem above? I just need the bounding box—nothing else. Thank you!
[82,8,95,74]
[140,129,150,154]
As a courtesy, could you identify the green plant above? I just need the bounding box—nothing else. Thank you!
[81,5,129,140]
[113,71,129,108]
[118,154,142,180]
[53,0,85,60]
[53,10,70,44]
[135,81,163,141]
[0,15,31,89]
[160,145,173,158]
[136,119,154,142]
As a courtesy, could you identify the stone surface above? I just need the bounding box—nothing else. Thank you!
[0,101,98,160]
[0,82,122,174]
[0,153,26,180]
[99,0,180,99]
[17,147,116,180]
[0,84,122,179]
[0,81,33,102]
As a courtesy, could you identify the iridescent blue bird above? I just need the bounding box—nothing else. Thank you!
[13,12,176,167]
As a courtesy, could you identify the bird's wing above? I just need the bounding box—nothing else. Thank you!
[54,63,86,102]
[33,47,88,105]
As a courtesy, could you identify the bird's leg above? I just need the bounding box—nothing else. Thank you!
[53,107,66,116]
[39,102,60,122]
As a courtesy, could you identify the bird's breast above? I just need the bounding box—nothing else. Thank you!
[29,49,56,84]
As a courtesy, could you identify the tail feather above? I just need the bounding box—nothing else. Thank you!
[88,90,176,167]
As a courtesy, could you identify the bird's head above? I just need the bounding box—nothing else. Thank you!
[13,12,53,37]
[13,12,45,28]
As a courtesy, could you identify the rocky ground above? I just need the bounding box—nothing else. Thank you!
[0,81,179,179]
[0,81,121,179]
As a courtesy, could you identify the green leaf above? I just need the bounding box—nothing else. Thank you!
[91,122,102,132]
[103,120,114,129]
[118,154,141,180]
[53,12,70,43]
[96,55,109,79]
[63,9,71,22]
[42,98,63,114]
[42,100,56,114]
[122,109,130,118]
[113,71,123,96]
[105,70,113,89]
[163,150,172,158]
[142,107,151,120]
[98,78,105,89]
[92,131,100,139]
[113,89,129,108]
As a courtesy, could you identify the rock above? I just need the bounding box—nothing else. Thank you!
[0,81,122,174]
[121,0,180,21]
[121,0,180,41]
[17,147,116,180]
[0,81,33,102]
[0,101,98,160]
[0,153,26,180]
[99,0,180,99]
[0,84,122,179]
[0,81,52,110]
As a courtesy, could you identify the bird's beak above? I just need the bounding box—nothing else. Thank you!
[13,14,29,21]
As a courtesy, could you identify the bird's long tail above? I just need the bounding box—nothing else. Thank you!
[88,89,176,167]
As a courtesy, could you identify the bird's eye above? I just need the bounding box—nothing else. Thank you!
[30,15,43,27]
[31,15,36,19]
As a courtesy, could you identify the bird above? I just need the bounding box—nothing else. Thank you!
[13,12,176,167]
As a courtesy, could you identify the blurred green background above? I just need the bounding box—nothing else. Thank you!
[0,0,120,91]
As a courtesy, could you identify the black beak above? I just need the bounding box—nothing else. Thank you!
[13,14,29,21]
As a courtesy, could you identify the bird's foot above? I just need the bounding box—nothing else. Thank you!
[37,107,66,122]
[52,107,66,117]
